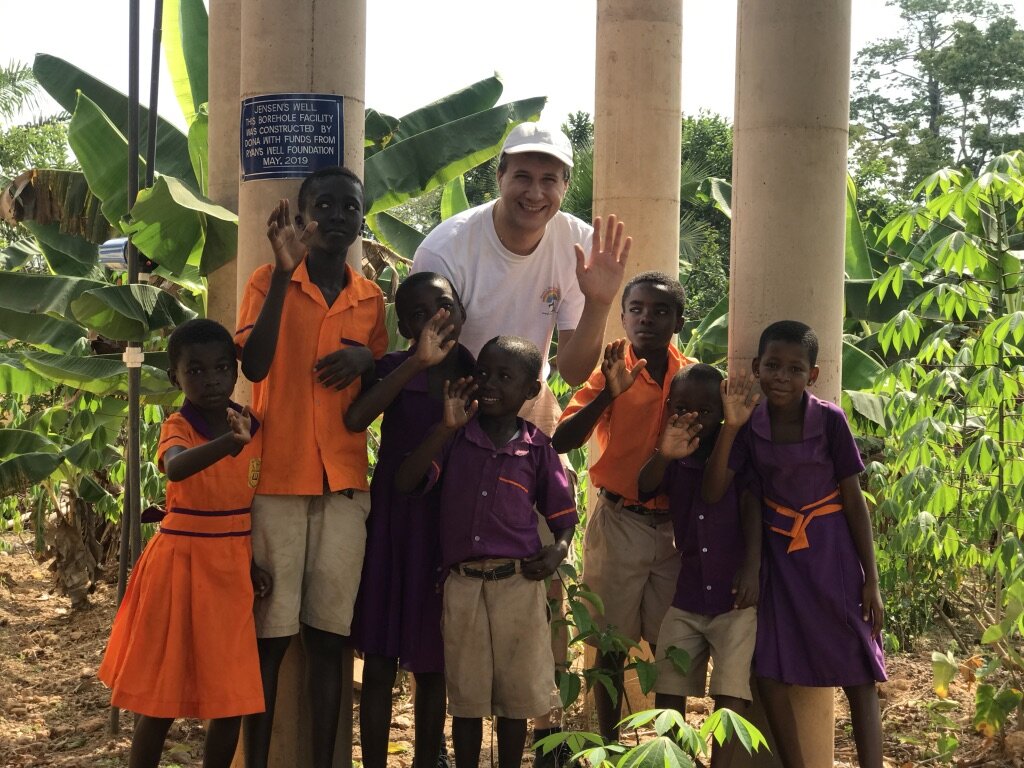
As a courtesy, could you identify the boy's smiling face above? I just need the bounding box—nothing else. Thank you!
[753,340,819,410]
[621,282,684,356]
[474,345,540,418]
[295,175,364,255]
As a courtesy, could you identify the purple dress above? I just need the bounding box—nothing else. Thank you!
[350,346,474,674]
[729,392,887,687]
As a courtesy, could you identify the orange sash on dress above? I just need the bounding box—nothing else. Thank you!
[764,488,843,554]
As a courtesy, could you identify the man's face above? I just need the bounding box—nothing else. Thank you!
[496,153,569,239]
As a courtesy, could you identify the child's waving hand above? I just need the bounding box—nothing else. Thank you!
[414,309,457,368]
[442,377,478,430]
[602,338,646,398]
[657,412,702,460]
[266,199,313,273]
[722,372,761,427]
[226,406,253,445]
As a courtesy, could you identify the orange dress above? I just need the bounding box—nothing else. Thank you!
[98,403,265,719]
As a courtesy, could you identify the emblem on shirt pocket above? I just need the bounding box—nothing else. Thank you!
[540,287,561,316]
[248,458,262,488]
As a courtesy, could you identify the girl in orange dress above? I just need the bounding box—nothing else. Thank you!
[99,319,271,768]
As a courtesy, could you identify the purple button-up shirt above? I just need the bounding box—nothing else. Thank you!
[664,456,749,616]
[425,418,577,569]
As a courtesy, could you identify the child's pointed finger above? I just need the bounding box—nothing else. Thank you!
[298,220,318,243]
[465,399,479,420]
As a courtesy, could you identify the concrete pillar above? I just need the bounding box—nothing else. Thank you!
[234,1,366,766]
[592,0,683,341]
[729,0,853,765]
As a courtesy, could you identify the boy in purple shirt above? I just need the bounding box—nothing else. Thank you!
[397,335,577,768]
[638,364,761,768]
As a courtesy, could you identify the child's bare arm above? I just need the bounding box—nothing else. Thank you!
[395,378,477,494]
[163,408,253,482]
[522,526,574,581]
[839,474,884,637]
[637,412,701,497]
[551,339,645,453]
[241,200,314,382]
[344,309,456,432]
[701,374,759,502]
[732,489,762,609]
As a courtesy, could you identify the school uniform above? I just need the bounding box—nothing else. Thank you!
[234,261,388,638]
[559,343,695,643]
[98,403,265,719]
[423,417,577,719]
[350,345,474,674]
[728,392,887,687]
[653,457,756,701]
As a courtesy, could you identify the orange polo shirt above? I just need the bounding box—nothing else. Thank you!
[235,261,387,495]
[559,343,694,509]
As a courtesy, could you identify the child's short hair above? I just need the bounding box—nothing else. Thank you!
[757,320,819,367]
[621,271,686,320]
[673,363,723,389]
[479,336,543,381]
[395,272,464,319]
[167,319,235,368]
[297,166,365,213]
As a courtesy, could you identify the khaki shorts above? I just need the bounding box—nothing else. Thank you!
[251,491,371,638]
[582,493,679,644]
[443,562,555,719]
[654,605,757,701]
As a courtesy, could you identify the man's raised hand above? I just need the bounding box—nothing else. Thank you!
[574,214,632,306]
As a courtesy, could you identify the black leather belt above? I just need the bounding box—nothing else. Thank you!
[598,487,666,516]
[453,561,520,581]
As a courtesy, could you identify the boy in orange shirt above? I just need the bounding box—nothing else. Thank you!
[552,271,694,741]
[234,166,387,768]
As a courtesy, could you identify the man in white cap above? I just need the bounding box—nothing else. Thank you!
[412,121,631,400]
[411,121,631,765]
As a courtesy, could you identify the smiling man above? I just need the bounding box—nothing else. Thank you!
[412,122,632,405]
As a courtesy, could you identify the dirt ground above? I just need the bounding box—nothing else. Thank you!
[0,532,1018,767]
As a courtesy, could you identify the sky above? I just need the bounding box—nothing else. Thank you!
[2,0,1022,130]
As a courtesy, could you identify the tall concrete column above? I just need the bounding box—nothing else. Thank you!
[729,1,852,765]
[592,0,682,341]
[586,0,683,719]
[234,2,366,767]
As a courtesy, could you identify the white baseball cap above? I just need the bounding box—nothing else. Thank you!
[500,122,574,169]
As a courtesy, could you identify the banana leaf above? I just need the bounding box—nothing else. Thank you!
[22,221,100,278]
[440,175,470,221]
[0,429,59,457]
[125,176,238,275]
[0,307,88,354]
[365,212,425,260]
[33,54,197,188]
[0,354,59,396]
[364,97,545,215]
[188,107,209,195]
[1,238,42,271]
[0,452,66,496]
[13,169,111,244]
[68,92,145,228]
[0,272,107,316]
[20,351,179,402]
[162,0,208,125]
[845,175,874,280]
[70,284,197,342]
[365,109,400,152]
[392,75,504,143]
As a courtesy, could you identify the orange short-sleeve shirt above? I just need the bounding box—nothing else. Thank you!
[235,261,387,495]
[559,343,694,509]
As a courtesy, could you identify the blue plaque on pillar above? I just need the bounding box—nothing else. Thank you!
[240,94,345,180]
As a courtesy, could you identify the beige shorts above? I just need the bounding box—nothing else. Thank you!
[582,493,679,644]
[443,562,555,719]
[251,491,371,638]
[654,605,757,701]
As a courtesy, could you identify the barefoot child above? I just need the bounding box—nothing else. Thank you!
[346,272,474,768]
[551,271,695,741]
[703,320,886,768]
[99,319,270,768]
[234,166,387,767]
[638,364,761,768]
[396,336,577,768]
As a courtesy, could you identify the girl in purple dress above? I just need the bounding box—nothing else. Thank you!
[345,272,474,768]
[703,320,885,768]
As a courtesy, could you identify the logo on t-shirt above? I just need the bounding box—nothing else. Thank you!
[540,287,561,316]
[248,458,262,488]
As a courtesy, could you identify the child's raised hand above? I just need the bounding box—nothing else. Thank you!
[721,372,761,427]
[413,309,456,368]
[266,199,313,274]
[601,338,646,398]
[863,580,884,638]
[658,412,702,459]
[442,377,478,430]
[226,406,253,444]
[251,561,273,600]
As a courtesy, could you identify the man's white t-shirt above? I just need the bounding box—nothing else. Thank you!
[411,200,593,376]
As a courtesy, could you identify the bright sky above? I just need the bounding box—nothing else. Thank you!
[2,0,1020,130]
